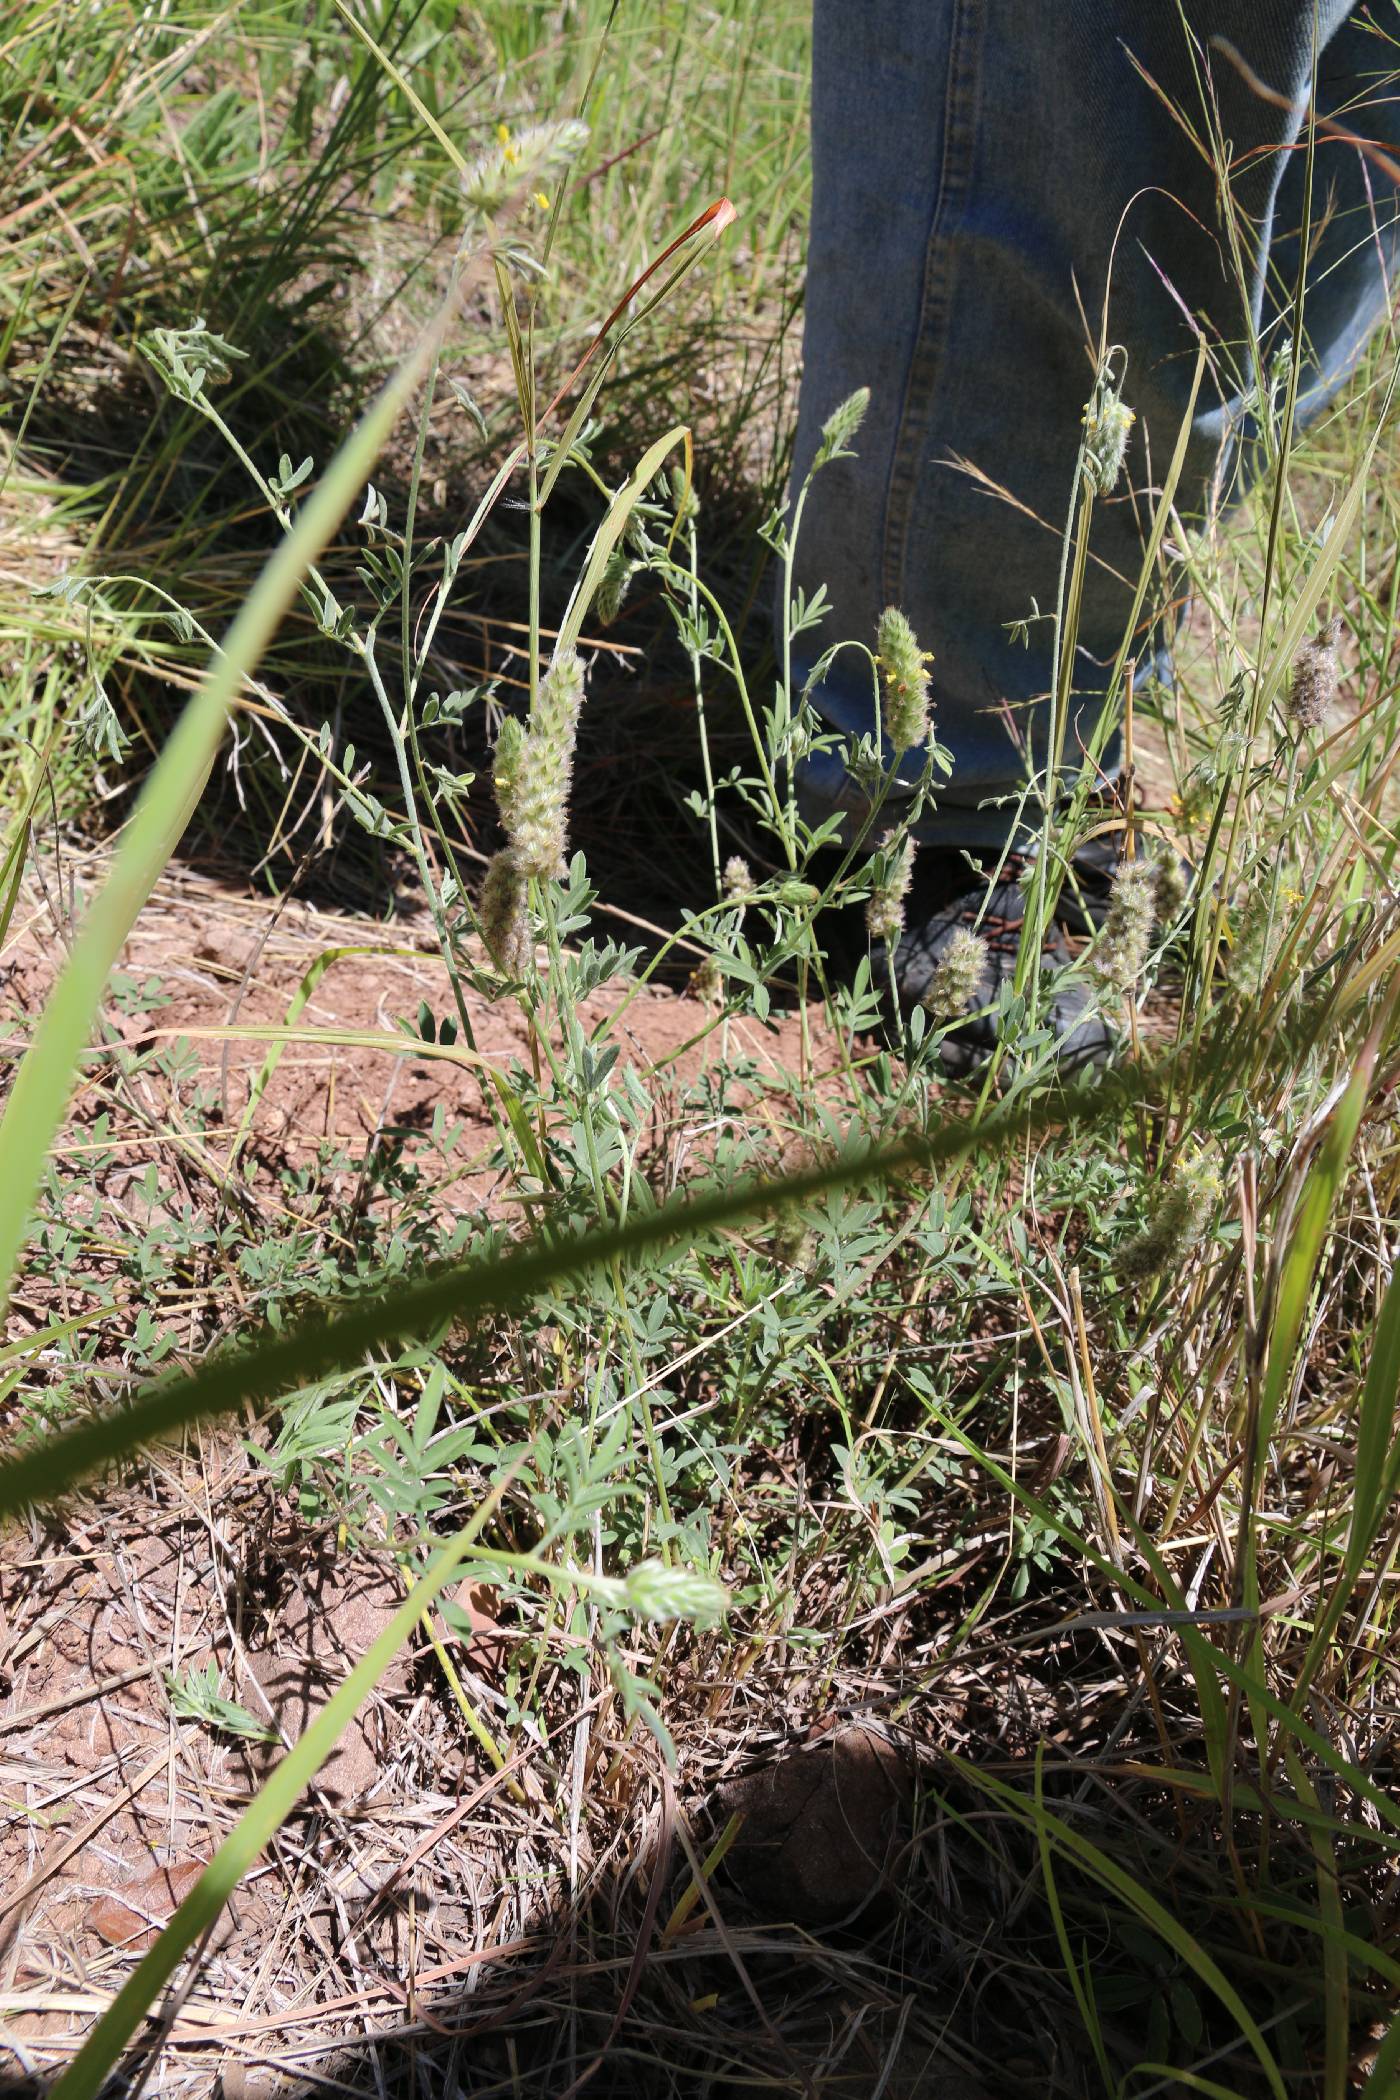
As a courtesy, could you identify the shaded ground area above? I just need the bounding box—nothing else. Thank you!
[0,1468,1011,2100]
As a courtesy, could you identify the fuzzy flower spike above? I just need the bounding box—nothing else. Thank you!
[866,837,915,946]
[482,646,587,973]
[875,607,933,754]
[1092,856,1158,994]
[1289,616,1344,732]
[500,648,586,880]
[1082,360,1135,495]
[920,926,989,1023]
[1118,1150,1221,1282]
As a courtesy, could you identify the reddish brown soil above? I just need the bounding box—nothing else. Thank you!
[3,854,848,1229]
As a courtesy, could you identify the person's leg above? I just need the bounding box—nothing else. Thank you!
[792,1,1397,852]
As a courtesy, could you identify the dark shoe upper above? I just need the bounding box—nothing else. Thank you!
[885,848,1114,1077]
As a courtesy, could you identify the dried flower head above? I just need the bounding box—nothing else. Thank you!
[480,849,529,976]
[876,606,933,754]
[865,837,915,946]
[723,855,753,901]
[1118,1151,1221,1282]
[1289,616,1344,731]
[1082,380,1135,494]
[1092,856,1158,993]
[920,926,989,1023]
[506,649,586,878]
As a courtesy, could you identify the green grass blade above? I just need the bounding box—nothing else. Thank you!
[1347,1248,1400,1578]
[1287,1750,1348,2100]
[947,1752,1287,2100]
[1034,1745,1113,2093]
[1290,1241,1400,1705]
[556,424,689,650]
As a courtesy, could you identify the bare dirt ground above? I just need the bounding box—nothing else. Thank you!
[4,853,834,1214]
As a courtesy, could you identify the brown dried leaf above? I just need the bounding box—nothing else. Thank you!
[88,1858,207,1950]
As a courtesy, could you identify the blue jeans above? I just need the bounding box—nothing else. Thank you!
[794,1,1400,849]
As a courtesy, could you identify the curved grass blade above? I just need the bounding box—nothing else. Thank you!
[1289,1240,1400,1707]
[949,1751,1287,2100]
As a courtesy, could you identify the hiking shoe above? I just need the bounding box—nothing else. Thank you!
[884,852,1114,1077]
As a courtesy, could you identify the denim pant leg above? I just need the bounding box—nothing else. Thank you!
[793,1,1399,851]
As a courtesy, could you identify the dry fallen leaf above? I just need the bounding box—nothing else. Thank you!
[89,1858,207,1951]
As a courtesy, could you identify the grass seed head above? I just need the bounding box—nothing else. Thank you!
[865,836,915,946]
[1289,616,1344,731]
[876,606,933,753]
[920,925,989,1022]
